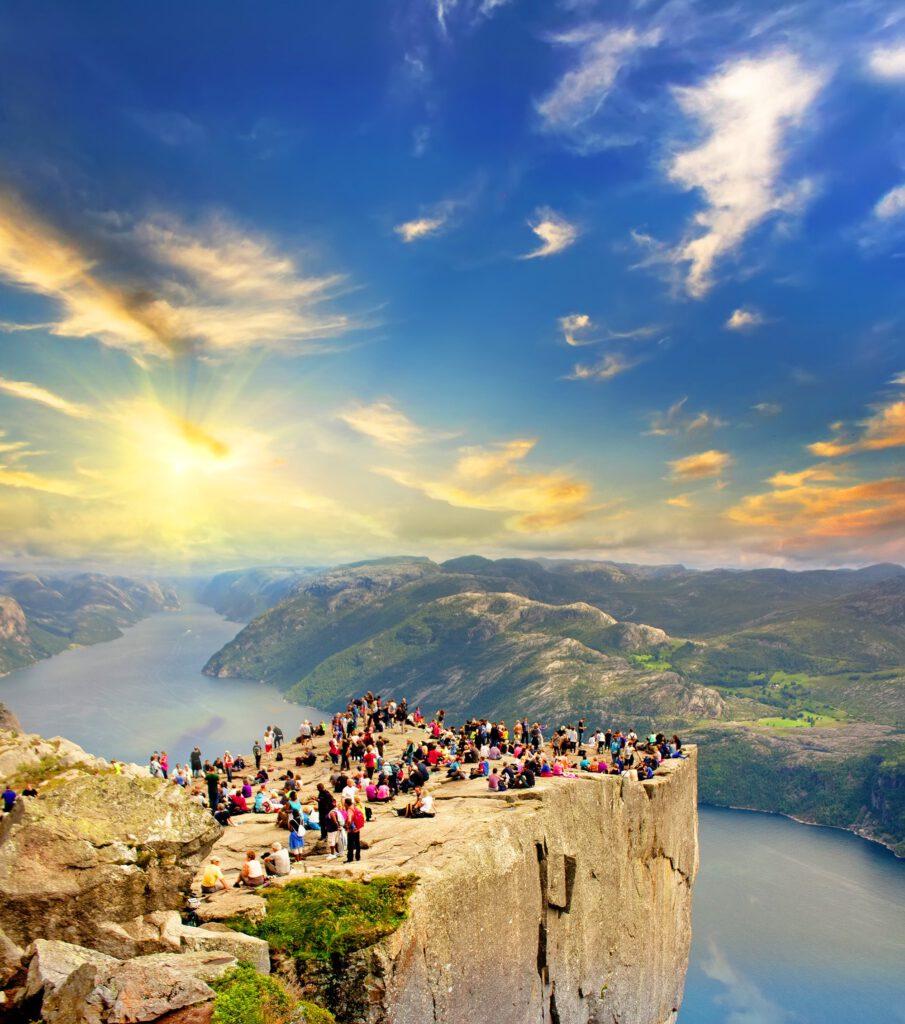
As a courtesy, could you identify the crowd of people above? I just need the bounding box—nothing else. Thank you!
[178,694,685,892]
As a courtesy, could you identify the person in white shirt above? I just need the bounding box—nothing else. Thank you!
[263,842,291,877]
[236,850,267,888]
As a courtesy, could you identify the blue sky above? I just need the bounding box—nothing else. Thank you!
[0,0,903,570]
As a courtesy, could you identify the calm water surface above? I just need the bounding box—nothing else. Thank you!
[2,605,903,1022]
[0,603,324,764]
[682,806,905,1023]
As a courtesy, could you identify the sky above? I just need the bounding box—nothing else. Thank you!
[0,0,903,572]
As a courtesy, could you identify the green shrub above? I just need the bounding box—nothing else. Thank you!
[211,965,294,1024]
[232,875,416,962]
[294,1002,337,1024]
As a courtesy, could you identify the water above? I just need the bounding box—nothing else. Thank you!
[2,606,903,1021]
[682,806,905,1023]
[0,603,324,765]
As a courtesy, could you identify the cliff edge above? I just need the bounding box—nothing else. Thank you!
[356,751,697,1024]
[203,737,698,1024]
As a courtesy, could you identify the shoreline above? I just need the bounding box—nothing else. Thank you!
[700,800,903,859]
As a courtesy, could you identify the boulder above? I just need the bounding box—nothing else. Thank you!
[132,950,238,984]
[94,910,184,958]
[24,938,118,1000]
[0,926,24,986]
[179,923,271,974]
[0,732,220,950]
[42,958,215,1024]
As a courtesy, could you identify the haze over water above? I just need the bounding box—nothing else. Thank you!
[2,605,903,1022]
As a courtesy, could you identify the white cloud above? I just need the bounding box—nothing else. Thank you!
[559,313,594,346]
[394,215,447,243]
[566,352,637,381]
[536,25,661,149]
[867,43,905,81]
[338,400,430,449]
[646,397,726,435]
[0,377,95,420]
[726,307,765,330]
[520,208,579,259]
[668,449,733,480]
[752,401,782,416]
[873,183,905,220]
[0,195,361,359]
[668,52,824,297]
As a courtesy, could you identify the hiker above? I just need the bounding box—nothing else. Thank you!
[235,850,268,888]
[200,856,228,894]
[253,740,263,770]
[264,841,291,876]
[343,797,365,863]
[204,763,220,813]
[190,746,203,778]
[273,725,284,750]
[316,783,335,842]
[288,811,305,859]
[2,784,16,813]
[263,727,274,754]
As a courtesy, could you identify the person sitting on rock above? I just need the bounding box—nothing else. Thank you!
[264,841,292,876]
[21,781,38,798]
[398,785,435,818]
[235,850,268,888]
[2,784,16,813]
[213,801,233,827]
[200,856,228,894]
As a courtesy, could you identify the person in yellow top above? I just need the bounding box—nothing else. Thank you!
[200,856,228,894]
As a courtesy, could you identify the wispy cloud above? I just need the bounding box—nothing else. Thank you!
[808,396,905,456]
[520,207,579,259]
[566,352,638,381]
[0,193,361,360]
[379,437,596,532]
[666,493,693,509]
[394,215,448,243]
[338,400,432,449]
[873,183,905,220]
[667,52,824,296]
[558,313,660,346]
[752,401,782,416]
[0,376,95,420]
[726,307,765,331]
[536,25,661,151]
[646,397,726,435]
[668,448,733,480]
[867,43,905,81]
[730,466,905,550]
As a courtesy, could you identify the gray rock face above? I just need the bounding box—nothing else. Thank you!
[179,923,271,974]
[24,939,118,1000]
[0,731,220,950]
[41,956,217,1024]
[371,754,699,1024]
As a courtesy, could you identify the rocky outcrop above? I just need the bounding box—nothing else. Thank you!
[41,954,220,1024]
[0,729,220,951]
[271,752,698,1024]
[0,703,19,733]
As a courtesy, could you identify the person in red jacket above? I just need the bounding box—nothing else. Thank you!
[343,797,365,863]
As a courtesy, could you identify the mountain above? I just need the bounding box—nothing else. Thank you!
[0,571,179,675]
[202,554,905,853]
[287,590,725,722]
[200,566,318,621]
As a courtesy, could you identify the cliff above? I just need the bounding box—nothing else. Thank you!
[353,751,697,1024]
[201,732,698,1024]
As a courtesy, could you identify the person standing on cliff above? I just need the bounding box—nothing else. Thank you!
[190,746,203,778]
[344,797,365,863]
[253,739,263,770]
[204,762,220,813]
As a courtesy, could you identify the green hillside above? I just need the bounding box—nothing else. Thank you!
[201,555,905,854]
